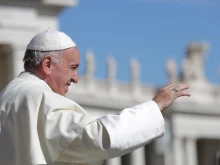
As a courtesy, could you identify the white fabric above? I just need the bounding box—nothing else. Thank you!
[0,72,165,165]
[100,101,164,158]
[27,29,76,51]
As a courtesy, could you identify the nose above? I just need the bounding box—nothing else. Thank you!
[71,72,78,83]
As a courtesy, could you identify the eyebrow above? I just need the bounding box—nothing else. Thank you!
[70,64,79,67]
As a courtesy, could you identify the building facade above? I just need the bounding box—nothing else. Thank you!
[0,1,220,165]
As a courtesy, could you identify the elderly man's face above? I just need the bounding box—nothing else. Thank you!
[48,47,80,96]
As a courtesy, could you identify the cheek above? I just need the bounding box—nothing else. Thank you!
[51,66,72,85]
[53,68,68,81]
[68,71,74,79]
[62,71,72,84]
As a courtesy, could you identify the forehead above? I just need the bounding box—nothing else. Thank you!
[61,47,80,64]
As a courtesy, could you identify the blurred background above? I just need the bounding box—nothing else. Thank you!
[0,0,220,165]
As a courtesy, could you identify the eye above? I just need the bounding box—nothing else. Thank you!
[70,65,79,71]
[70,67,77,71]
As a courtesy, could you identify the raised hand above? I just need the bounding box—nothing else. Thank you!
[152,84,191,111]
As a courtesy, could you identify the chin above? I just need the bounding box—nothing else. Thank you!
[56,90,66,96]
[60,93,66,97]
[63,90,68,96]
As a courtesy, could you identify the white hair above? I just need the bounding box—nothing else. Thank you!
[23,49,64,71]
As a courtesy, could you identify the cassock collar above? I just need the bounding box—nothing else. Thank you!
[18,71,53,92]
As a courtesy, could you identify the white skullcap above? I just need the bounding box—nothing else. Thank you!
[27,29,76,51]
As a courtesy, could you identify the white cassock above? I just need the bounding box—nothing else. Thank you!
[0,72,164,165]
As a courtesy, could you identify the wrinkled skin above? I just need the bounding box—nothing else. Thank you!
[153,84,191,111]
[46,47,80,96]
[34,47,80,96]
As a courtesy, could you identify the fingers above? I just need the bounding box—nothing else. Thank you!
[153,83,191,112]
[172,84,191,97]
[176,84,190,91]
[164,84,176,89]
[164,84,189,91]
[180,91,191,97]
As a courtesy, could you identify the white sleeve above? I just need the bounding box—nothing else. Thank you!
[100,100,164,158]
[56,100,164,163]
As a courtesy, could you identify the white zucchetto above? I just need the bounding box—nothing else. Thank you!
[27,29,76,51]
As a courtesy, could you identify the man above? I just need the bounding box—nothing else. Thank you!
[0,29,191,165]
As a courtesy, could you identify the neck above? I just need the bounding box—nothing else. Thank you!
[26,68,47,83]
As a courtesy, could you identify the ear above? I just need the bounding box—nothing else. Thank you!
[42,55,53,76]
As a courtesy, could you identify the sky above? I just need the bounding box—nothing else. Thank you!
[58,0,220,86]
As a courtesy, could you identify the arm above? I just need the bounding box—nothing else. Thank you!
[56,100,164,163]
[53,84,190,163]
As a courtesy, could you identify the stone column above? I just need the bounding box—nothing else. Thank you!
[129,147,146,165]
[0,44,13,90]
[185,138,198,165]
[130,58,141,98]
[11,45,26,78]
[84,50,96,92]
[105,157,122,165]
[166,58,177,83]
[106,55,117,95]
[164,151,173,165]
[173,137,185,165]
